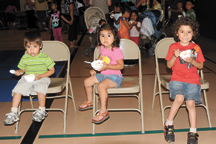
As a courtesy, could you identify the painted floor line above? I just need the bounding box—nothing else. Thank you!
[38,127,216,139]
[0,136,21,140]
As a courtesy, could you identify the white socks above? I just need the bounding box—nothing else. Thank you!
[38,106,45,112]
[11,107,19,113]
[190,128,197,133]
[166,119,173,126]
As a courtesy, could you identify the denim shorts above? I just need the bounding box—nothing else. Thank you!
[169,81,202,104]
[95,74,123,87]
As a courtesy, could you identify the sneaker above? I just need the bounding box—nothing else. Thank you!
[164,123,175,143]
[187,132,199,144]
[4,112,19,125]
[32,109,47,122]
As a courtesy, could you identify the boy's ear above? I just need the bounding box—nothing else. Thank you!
[40,44,43,49]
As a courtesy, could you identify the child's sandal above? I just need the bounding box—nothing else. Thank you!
[92,110,110,124]
[78,101,93,111]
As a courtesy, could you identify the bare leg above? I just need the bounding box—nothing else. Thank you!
[70,40,78,48]
[167,95,184,121]
[92,79,117,121]
[186,100,196,128]
[37,92,46,107]
[38,22,43,31]
[12,93,22,108]
[83,75,99,103]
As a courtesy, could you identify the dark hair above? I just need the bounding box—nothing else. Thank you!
[24,31,42,46]
[186,0,195,5]
[130,10,138,21]
[172,16,199,42]
[51,0,58,5]
[97,24,120,49]
[114,2,123,9]
[149,0,153,9]
[99,19,106,25]
[122,6,131,14]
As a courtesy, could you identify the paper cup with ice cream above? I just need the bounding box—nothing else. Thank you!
[24,74,36,82]
[91,60,104,71]
[180,49,192,59]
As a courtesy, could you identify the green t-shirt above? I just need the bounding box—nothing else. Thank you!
[186,9,196,21]
[18,52,55,75]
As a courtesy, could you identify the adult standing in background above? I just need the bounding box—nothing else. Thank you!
[63,0,79,49]
[89,0,112,25]
[35,0,48,31]
[5,3,17,30]
[136,0,161,12]
[25,0,36,29]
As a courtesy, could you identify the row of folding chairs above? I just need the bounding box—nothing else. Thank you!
[14,38,211,135]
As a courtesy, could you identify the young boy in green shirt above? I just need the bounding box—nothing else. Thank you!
[186,0,196,20]
[4,31,55,125]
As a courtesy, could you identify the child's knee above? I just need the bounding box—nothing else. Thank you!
[97,83,107,91]
[37,92,46,97]
[175,95,184,104]
[186,100,195,109]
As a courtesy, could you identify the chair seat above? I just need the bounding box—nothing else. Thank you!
[201,79,209,89]
[47,78,66,93]
[95,77,140,94]
[160,75,171,89]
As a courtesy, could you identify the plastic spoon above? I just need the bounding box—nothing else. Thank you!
[84,61,92,64]
[9,70,23,74]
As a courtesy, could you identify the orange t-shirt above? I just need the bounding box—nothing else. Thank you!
[165,42,205,86]
[119,18,130,39]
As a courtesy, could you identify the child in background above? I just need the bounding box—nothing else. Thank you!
[79,24,124,124]
[4,31,55,125]
[90,19,107,50]
[50,1,72,42]
[164,17,203,144]
[110,2,122,31]
[129,10,141,46]
[186,0,196,20]
[119,6,135,39]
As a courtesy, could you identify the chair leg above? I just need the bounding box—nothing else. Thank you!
[69,79,76,112]
[63,94,67,133]
[152,74,157,109]
[203,90,212,128]
[139,92,145,133]
[92,86,96,134]
[158,81,165,127]
[15,102,21,134]
[29,95,34,109]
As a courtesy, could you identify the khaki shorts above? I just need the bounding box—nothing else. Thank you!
[12,76,50,96]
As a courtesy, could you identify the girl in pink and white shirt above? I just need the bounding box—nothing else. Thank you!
[79,24,124,124]
[130,10,141,45]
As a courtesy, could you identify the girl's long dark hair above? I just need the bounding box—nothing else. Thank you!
[97,24,120,49]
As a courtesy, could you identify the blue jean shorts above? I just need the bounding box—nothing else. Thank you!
[95,74,123,87]
[169,81,202,104]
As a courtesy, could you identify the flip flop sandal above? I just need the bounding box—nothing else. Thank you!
[92,111,110,124]
[78,101,93,111]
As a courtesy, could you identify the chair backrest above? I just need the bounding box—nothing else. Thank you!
[41,41,70,62]
[155,37,175,59]
[155,37,175,78]
[41,41,70,76]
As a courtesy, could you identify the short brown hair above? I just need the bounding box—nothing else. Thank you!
[24,31,42,46]
[172,16,199,42]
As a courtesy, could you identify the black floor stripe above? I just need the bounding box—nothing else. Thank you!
[204,56,216,64]
[21,30,87,144]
